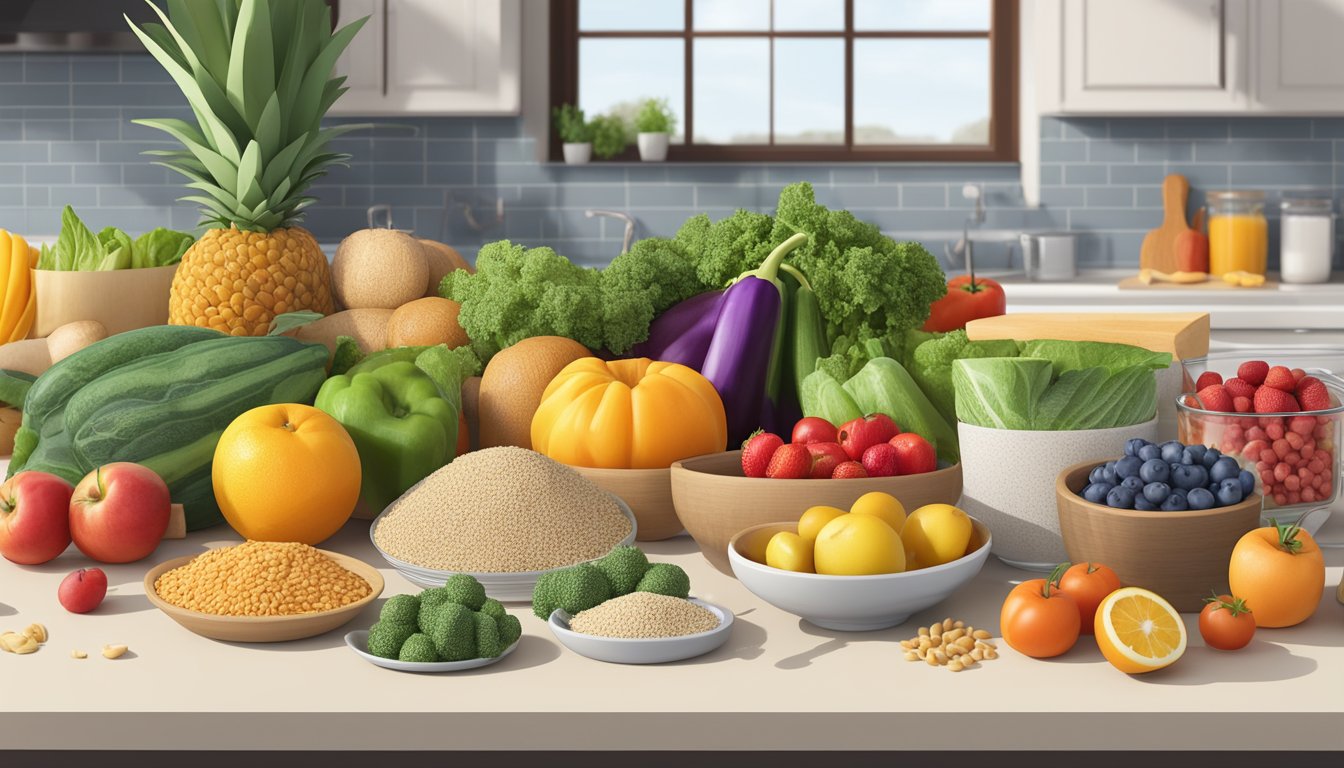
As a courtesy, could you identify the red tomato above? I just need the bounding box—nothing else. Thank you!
[1000,564,1081,659]
[922,275,1006,332]
[1057,562,1122,635]
[887,432,936,475]
[837,414,900,461]
[1199,594,1256,651]
[791,417,838,445]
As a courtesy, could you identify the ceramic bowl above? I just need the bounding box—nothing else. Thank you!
[670,450,963,574]
[957,417,1158,571]
[144,550,384,643]
[572,465,681,541]
[547,598,733,664]
[1056,459,1263,612]
[727,518,991,632]
[344,630,518,672]
[369,497,637,601]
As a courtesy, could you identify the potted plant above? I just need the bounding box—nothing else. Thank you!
[633,98,675,162]
[590,114,629,160]
[552,104,593,164]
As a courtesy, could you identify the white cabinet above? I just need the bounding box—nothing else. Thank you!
[331,0,521,116]
[1254,0,1344,112]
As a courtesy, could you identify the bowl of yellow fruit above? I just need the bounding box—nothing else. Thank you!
[727,493,991,631]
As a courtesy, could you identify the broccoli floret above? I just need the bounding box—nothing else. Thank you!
[366,620,416,659]
[425,602,477,661]
[910,329,1020,425]
[594,545,651,596]
[496,613,522,649]
[673,210,779,289]
[379,594,421,626]
[599,238,706,354]
[473,612,505,658]
[635,563,691,599]
[531,562,613,620]
[417,587,452,629]
[330,335,364,375]
[397,633,440,663]
[479,598,507,622]
[441,573,487,611]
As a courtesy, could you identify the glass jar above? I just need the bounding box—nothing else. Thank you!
[1280,193,1334,284]
[1207,190,1268,277]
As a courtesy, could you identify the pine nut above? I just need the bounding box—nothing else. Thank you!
[947,660,964,672]
[985,649,998,660]
[101,644,128,660]
[953,620,965,629]
[970,649,984,661]
[899,639,915,650]
[22,624,47,644]
[933,650,948,664]
[956,636,976,651]
[898,618,1000,672]
[930,622,942,637]
[71,650,87,659]
[925,653,940,667]
[942,618,954,632]
[903,651,918,661]
[918,626,930,637]
[972,630,992,640]
[945,628,965,643]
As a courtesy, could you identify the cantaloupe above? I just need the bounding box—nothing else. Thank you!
[333,229,427,309]
[477,336,589,449]
[385,297,470,349]
[419,239,474,297]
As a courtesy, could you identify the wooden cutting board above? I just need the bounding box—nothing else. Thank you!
[1118,276,1278,291]
[965,312,1210,360]
[1139,174,1191,273]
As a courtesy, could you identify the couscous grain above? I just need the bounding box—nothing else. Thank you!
[153,541,371,616]
[569,592,718,639]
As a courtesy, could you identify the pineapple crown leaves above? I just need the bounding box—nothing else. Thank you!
[126,0,368,231]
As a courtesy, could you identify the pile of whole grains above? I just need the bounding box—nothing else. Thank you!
[154,541,372,617]
[569,592,719,639]
[898,617,998,672]
[373,447,632,573]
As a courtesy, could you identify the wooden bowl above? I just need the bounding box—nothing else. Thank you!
[0,406,21,456]
[573,466,681,541]
[1056,460,1262,612]
[144,549,385,642]
[670,450,964,574]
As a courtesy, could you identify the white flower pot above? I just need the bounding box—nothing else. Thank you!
[637,132,670,162]
[562,142,592,164]
[957,417,1158,571]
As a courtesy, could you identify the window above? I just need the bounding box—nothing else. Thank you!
[549,0,1018,162]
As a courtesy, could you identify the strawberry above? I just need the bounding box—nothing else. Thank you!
[805,442,848,479]
[1237,360,1269,386]
[1196,384,1233,413]
[1291,368,1307,384]
[1233,396,1253,413]
[1223,378,1256,399]
[861,443,900,477]
[831,461,868,479]
[1195,371,1223,391]
[1253,386,1300,414]
[1263,365,1296,393]
[741,431,784,478]
[1297,376,1331,412]
[765,443,812,479]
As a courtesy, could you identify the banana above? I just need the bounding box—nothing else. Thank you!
[0,232,28,342]
[9,269,36,342]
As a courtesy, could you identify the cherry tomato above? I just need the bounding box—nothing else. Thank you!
[1199,593,1256,651]
[1000,564,1081,659]
[1058,562,1122,635]
[791,417,838,445]
[922,275,1006,332]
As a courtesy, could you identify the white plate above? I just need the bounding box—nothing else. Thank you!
[369,496,637,602]
[344,630,519,672]
[547,598,733,664]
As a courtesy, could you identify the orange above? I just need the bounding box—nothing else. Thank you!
[213,404,361,545]
[1094,587,1186,674]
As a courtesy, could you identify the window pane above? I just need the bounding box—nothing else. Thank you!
[774,39,843,143]
[693,39,769,143]
[580,0,684,31]
[855,0,990,31]
[580,39,686,142]
[854,39,990,144]
[694,0,770,30]
[773,0,844,30]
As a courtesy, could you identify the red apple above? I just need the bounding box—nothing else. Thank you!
[861,443,900,477]
[69,463,171,564]
[0,471,75,565]
[837,414,901,461]
[58,567,107,613]
[889,433,938,476]
[805,441,849,479]
[791,417,838,446]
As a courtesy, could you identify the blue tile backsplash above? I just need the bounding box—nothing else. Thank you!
[2,53,1342,270]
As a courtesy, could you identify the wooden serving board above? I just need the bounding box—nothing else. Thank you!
[965,312,1210,360]
[1139,174,1191,273]
[1117,276,1278,291]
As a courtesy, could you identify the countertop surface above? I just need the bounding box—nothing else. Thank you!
[2,512,1341,751]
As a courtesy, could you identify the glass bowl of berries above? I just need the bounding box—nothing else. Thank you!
[1176,349,1344,534]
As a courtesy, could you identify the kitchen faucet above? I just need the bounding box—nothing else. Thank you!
[585,210,636,255]
[944,184,985,272]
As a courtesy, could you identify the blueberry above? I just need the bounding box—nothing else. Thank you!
[1187,487,1216,510]
[1183,444,1207,465]
[1171,463,1207,491]
[1170,487,1189,501]
[1106,486,1137,509]
[1143,482,1171,504]
[1137,444,1162,462]
[1102,461,1118,485]
[1089,465,1108,485]
[1217,479,1244,507]
[1139,459,1170,484]
[1160,493,1189,511]
[1083,482,1114,503]
[1121,475,1145,492]
[1209,456,1241,484]
[1239,469,1257,497]
[1160,440,1186,464]
[1125,438,1150,457]
[1134,498,1158,511]
[1114,456,1144,480]
[1201,448,1222,469]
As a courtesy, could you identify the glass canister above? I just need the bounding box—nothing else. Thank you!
[1280,192,1335,284]
[1207,190,1268,277]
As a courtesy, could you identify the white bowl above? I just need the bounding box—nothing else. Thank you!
[957,417,1157,571]
[369,497,637,602]
[727,519,991,632]
[547,598,733,664]
[344,630,518,672]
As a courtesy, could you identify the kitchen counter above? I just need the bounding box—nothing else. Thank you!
[2,515,1341,751]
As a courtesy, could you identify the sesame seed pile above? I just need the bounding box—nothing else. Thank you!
[569,593,719,639]
[153,541,371,617]
[372,447,632,573]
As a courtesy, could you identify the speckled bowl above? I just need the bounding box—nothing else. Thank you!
[957,417,1158,571]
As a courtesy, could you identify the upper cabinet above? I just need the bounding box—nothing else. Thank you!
[331,0,521,116]
[1035,0,1344,114]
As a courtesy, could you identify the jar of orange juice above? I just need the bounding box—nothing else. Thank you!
[1207,190,1268,276]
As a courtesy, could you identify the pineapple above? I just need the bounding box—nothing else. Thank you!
[129,0,366,336]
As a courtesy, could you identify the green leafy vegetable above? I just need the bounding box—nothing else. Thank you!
[0,369,36,409]
[38,206,193,272]
[590,115,628,159]
[267,310,324,336]
[952,357,1053,431]
[132,228,194,268]
[95,227,133,271]
[910,330,1022,425]
[330,335,363,375]
[1019,339,1172,375]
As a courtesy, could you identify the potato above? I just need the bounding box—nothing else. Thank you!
[46,320,107,364]
[285,309,394,359]
[0,338,53,376]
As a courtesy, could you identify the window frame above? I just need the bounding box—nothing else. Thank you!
[548,0,1019,163]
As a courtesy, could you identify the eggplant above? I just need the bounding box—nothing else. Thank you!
[628,289,724,366]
